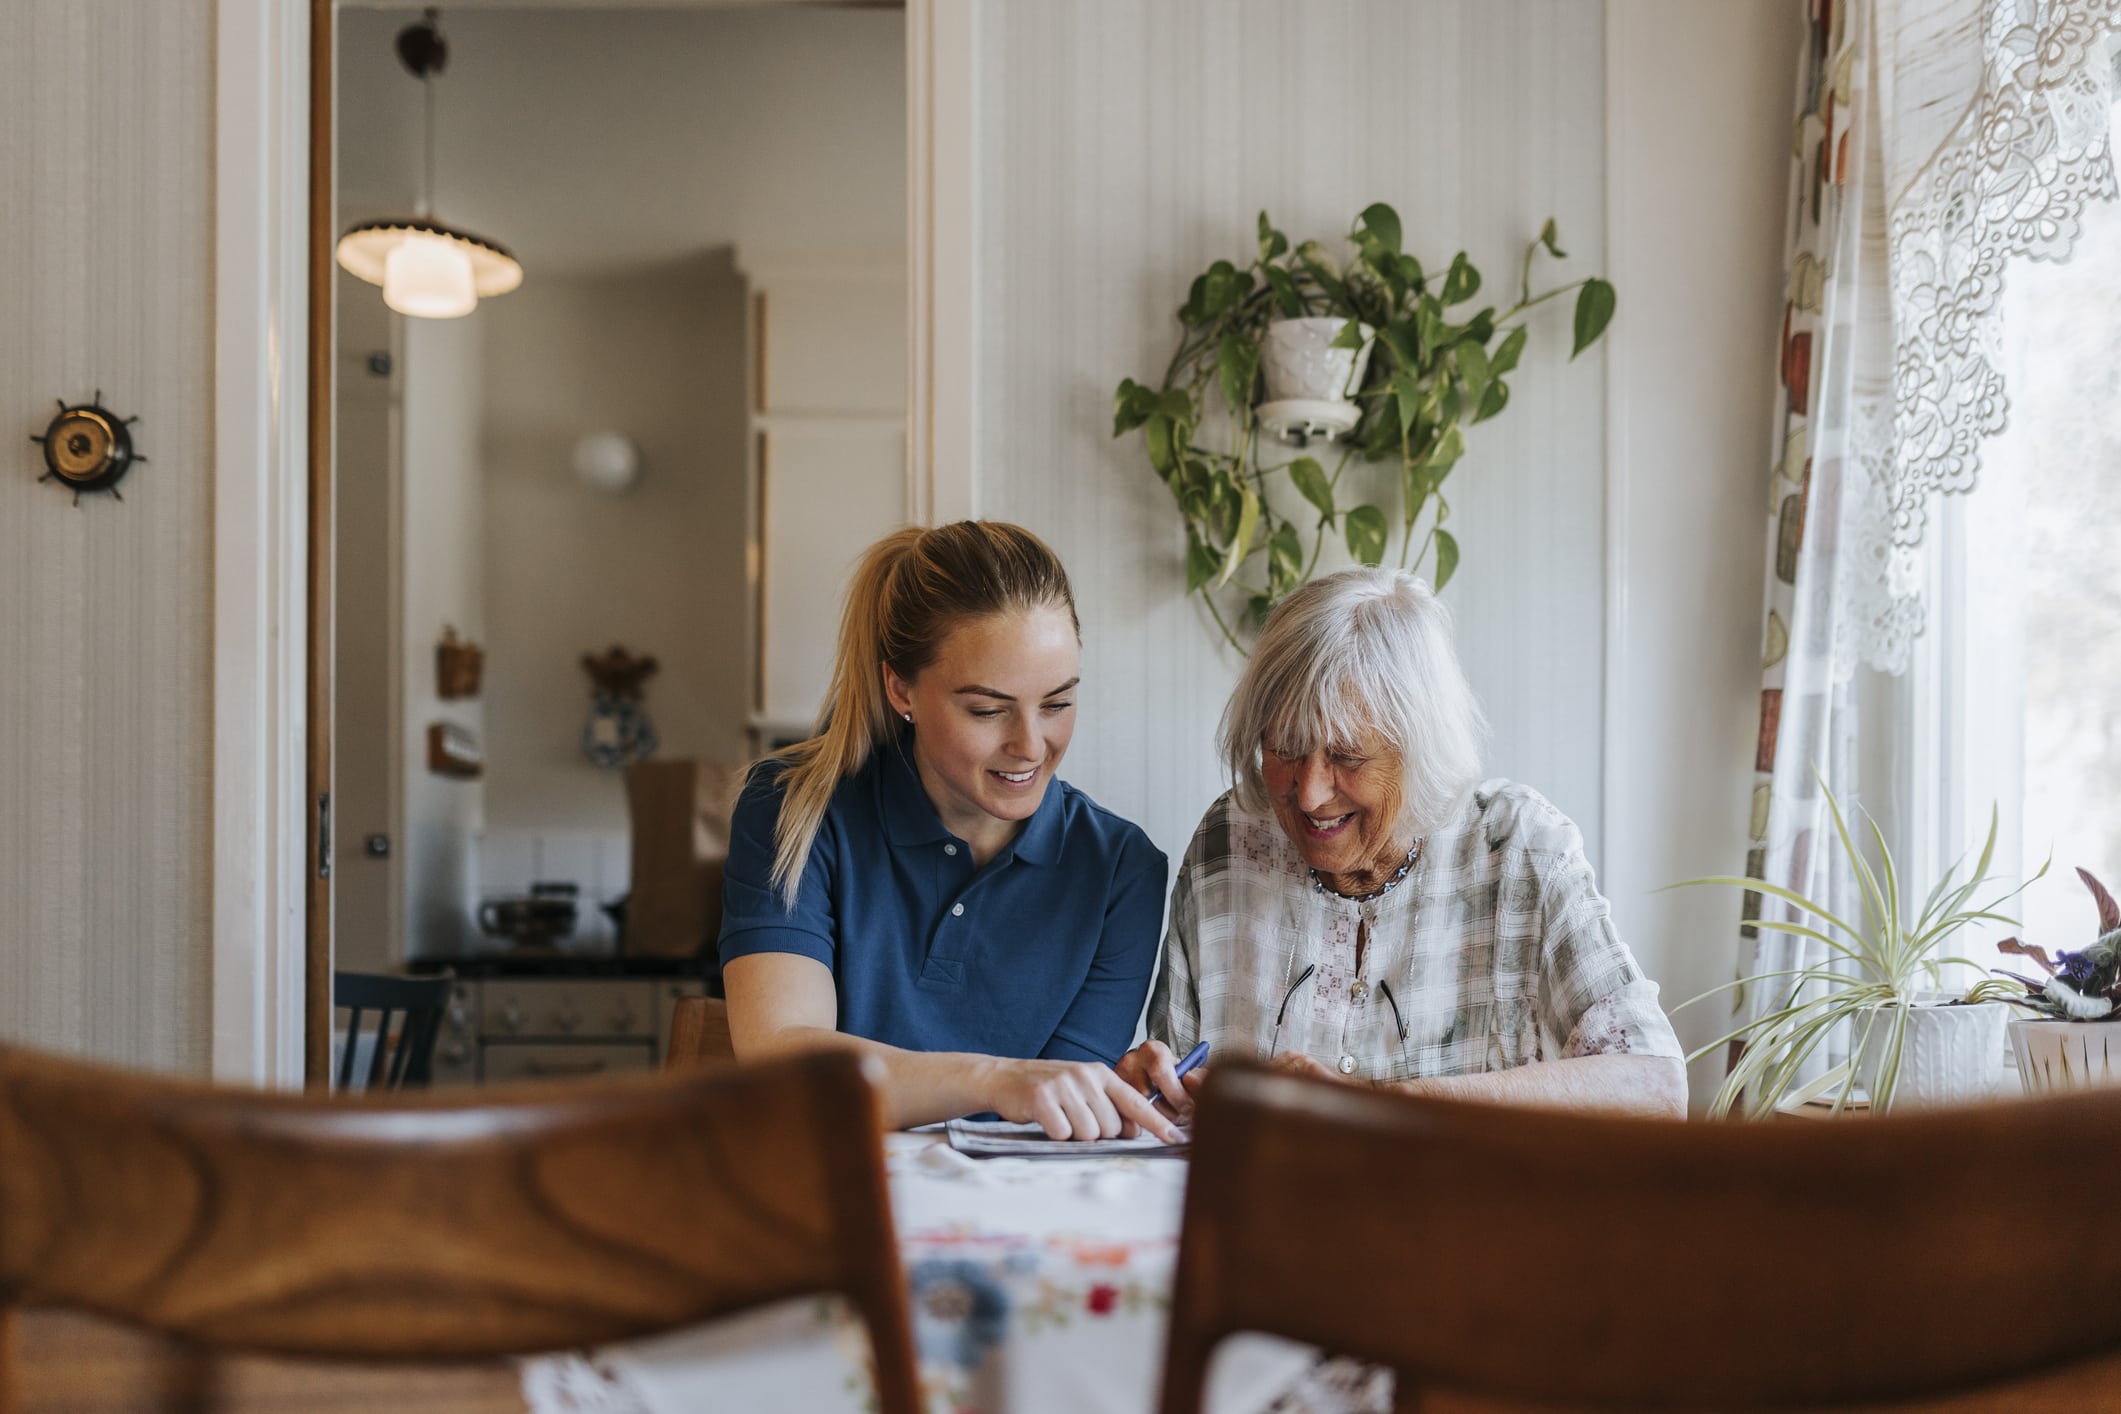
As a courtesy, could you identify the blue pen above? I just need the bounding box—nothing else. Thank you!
[1147,1040,1210,1109]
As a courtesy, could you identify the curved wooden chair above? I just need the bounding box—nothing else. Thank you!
[663,994,737,1067]
[1162,1066,2121,1413]
[0,1046,916,1414]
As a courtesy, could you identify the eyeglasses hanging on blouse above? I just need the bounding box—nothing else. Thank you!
[1266,961,1413,1077]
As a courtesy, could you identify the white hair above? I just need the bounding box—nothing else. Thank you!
[1220,567,1487,838]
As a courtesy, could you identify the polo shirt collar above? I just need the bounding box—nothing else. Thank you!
[875,732,1064,866]
[1007,776,1063,866]
[877,737,953,846]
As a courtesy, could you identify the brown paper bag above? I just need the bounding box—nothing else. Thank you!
[624,759,741,958]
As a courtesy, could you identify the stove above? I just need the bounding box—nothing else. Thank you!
[408,953,719,1084]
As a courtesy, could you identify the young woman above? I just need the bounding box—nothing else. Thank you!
[719,521,1177,1142]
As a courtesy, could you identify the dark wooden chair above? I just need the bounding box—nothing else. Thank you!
[1161,1066,2121,1414]
[664,995,737,1067]
[0,1045,918,1414]
[332,970,451,1091]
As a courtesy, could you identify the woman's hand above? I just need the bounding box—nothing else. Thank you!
[1266,1052,1348,1084]
[1115,1040,1208,1124]
[983,1058,1183,1143]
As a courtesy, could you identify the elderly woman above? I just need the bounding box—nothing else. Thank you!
[1119,568,1686,1119]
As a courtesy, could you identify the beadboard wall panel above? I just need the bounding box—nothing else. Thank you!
[974,0,1609,872]
[0,1,215,1071]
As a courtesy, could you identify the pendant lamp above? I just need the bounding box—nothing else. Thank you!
[336,9,521,319]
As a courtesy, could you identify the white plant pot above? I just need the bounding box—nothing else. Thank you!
[1256,317,1375,445]
[2010,1018,2121,1093]
[1851,1001,2007,1109]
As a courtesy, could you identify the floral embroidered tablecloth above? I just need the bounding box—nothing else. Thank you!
[521,1133,1381,1414]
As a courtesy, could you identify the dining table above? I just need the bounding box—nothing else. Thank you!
[519,1130,1387,1414]
[12,1131,1379,1414]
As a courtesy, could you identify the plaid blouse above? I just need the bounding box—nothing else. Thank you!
[1148,781,1682,1082]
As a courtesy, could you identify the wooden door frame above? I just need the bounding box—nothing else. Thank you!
[906,0,977,524]
[303,0,336,1088]
[276,0,974,1080]
[207,0,317,1087]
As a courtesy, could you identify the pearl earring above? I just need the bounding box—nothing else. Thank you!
[902,712,912,723]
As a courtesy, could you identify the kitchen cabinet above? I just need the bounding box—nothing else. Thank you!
[427,969,709,1084]
[740,252,907,748]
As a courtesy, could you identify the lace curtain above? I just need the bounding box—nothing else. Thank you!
[1860,0,2120,673]
[1735,0,2121,1093]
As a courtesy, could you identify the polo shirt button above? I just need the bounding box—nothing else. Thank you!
[951,902,965,917]
[944,843,958,856]
[1337,1055,1356,1075]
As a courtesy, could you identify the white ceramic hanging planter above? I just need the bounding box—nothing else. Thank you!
[1255,317,1376,446]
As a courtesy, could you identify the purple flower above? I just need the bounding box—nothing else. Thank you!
[2057,949,2099,989]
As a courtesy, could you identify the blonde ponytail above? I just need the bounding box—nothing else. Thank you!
[759,521,1078,908]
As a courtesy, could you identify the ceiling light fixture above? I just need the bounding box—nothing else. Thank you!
[335,8,521,319]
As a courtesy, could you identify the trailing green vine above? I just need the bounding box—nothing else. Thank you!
[1113,203,1614,652]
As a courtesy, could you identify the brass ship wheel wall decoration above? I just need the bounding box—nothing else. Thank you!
[30,392,146,506]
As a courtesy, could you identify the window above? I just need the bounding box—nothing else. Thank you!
[1944,94,2121,970]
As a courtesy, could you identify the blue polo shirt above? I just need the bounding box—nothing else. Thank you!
[718,737,1168,1064]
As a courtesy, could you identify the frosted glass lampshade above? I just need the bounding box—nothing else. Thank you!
[383,235,477,319]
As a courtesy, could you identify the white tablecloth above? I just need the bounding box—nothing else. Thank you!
[521,1133,1386,1414]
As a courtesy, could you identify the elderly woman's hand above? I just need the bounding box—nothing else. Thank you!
[1265,1052,1348,1085]
[1115,1040,1206,1123]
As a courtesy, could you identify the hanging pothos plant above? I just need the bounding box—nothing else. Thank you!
[1113,202,1615,651]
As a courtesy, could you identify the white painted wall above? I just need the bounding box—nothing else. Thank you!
[480,256,751,836]
[337,6,906,276]
[974,0,1610,873]
[1601,0,1805,1104]
[400,315,487,959]
[332,271,405,975]
[971,0,1800,1110]
[0,0,215,1070]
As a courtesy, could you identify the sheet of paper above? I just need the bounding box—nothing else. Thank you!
[944,1118,1191,1159]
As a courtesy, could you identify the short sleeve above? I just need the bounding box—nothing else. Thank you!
[1039,828,1169,1064]
[1534,832,1684,1062]
[717,764,839,972]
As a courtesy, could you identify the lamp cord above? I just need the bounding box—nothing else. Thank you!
[420,70,436,220]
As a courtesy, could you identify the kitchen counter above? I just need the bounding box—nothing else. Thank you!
[399,955,715,1083]
[407,952,718,982]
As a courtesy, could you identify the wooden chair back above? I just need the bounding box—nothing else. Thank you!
[332,971,452,1090]
[1161,1066,2121,1413]
[664,995,736,1067]
[0,1045,918,1414]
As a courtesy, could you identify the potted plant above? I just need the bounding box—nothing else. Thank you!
[1112,204,1614,651]
[1979,868,2121,1092]
[1676,783,2037,1118]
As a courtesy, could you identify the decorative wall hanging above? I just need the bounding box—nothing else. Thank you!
[435,624,484,700]
[335,9,522,319]
[426,720,482,779]
[29,393,146,506]
[1113,204,1614,651]
[580,645,659,769]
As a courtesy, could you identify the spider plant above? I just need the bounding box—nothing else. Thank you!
[1675,781,2045,1118]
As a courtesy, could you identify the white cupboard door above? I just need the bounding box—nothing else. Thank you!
[758,421,907,728]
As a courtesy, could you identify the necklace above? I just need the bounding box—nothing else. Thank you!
[1308,837,1424,902]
